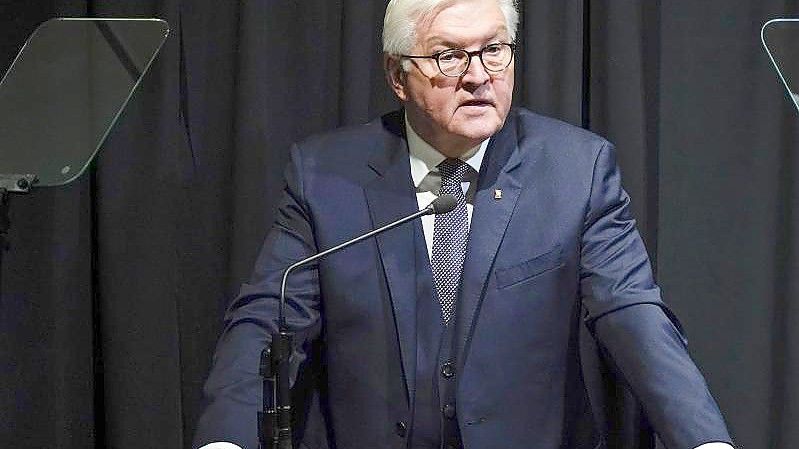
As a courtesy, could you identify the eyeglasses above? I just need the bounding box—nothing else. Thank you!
[400,42,516,78]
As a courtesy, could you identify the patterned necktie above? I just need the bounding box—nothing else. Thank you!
[431,158,471,324]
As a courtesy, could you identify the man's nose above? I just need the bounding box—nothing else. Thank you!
[460,55,490,87]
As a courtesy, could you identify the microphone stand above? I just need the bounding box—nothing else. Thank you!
[259,196,456,449]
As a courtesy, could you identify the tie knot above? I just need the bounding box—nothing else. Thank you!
[438,158,471,185]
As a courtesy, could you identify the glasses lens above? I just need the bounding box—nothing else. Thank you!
[481,44,512,72]
[437,49,469,76]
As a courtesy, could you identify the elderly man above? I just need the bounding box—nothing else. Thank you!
[194,1,735,448]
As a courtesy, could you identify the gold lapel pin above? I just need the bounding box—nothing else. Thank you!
[494,189,503,200]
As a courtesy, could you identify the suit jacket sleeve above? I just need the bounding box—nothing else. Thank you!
[193,144,322,449]
[579,142,733,449]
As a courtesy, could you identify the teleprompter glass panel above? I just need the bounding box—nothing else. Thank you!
[762,19,799,114]
[0,18,169,186]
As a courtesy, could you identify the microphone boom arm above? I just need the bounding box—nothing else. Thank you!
[277,203,436,328]
[261,195,454,449]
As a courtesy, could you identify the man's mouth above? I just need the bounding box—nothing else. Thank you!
[460,99,494,107]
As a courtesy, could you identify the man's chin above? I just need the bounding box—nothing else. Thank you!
[450,117,503,142]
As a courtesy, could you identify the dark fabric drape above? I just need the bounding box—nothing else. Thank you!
[656,2,799,447]
[0,1,796,448]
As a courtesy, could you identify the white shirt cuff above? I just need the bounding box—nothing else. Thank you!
[197,443,243,449]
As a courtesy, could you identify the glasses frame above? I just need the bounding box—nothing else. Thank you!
[400,42,517,78]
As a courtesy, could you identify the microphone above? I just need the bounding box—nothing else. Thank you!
[430,193,457,215]
[260,194,457,449]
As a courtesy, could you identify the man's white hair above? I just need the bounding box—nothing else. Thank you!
[383,0,519,55]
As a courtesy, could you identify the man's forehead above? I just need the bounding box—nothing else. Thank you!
[416,3,509,49]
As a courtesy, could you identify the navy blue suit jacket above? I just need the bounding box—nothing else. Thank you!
[194,109,732,449]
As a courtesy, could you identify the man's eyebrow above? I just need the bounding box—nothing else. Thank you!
[424,37,506,51]
[424,37,461,49]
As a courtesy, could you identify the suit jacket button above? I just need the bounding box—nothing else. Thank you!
[395,421,407,438]
[442,404,456,419]
[441,362,455,378]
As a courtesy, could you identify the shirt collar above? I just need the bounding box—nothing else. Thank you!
[405,113,489,188]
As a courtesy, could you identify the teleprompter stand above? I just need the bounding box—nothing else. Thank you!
[0,174,37,290]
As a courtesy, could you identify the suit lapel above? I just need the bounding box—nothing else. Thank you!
[363,113,419,406]
[453,114,533,370]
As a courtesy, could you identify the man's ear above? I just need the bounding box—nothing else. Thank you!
[384,55,408,101]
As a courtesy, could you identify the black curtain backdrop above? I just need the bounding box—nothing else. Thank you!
[0,1,796,448]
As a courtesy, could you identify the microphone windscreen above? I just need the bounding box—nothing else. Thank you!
[430,194,457,214]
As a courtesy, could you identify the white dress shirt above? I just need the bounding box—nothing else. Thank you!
[199,121,733,449]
